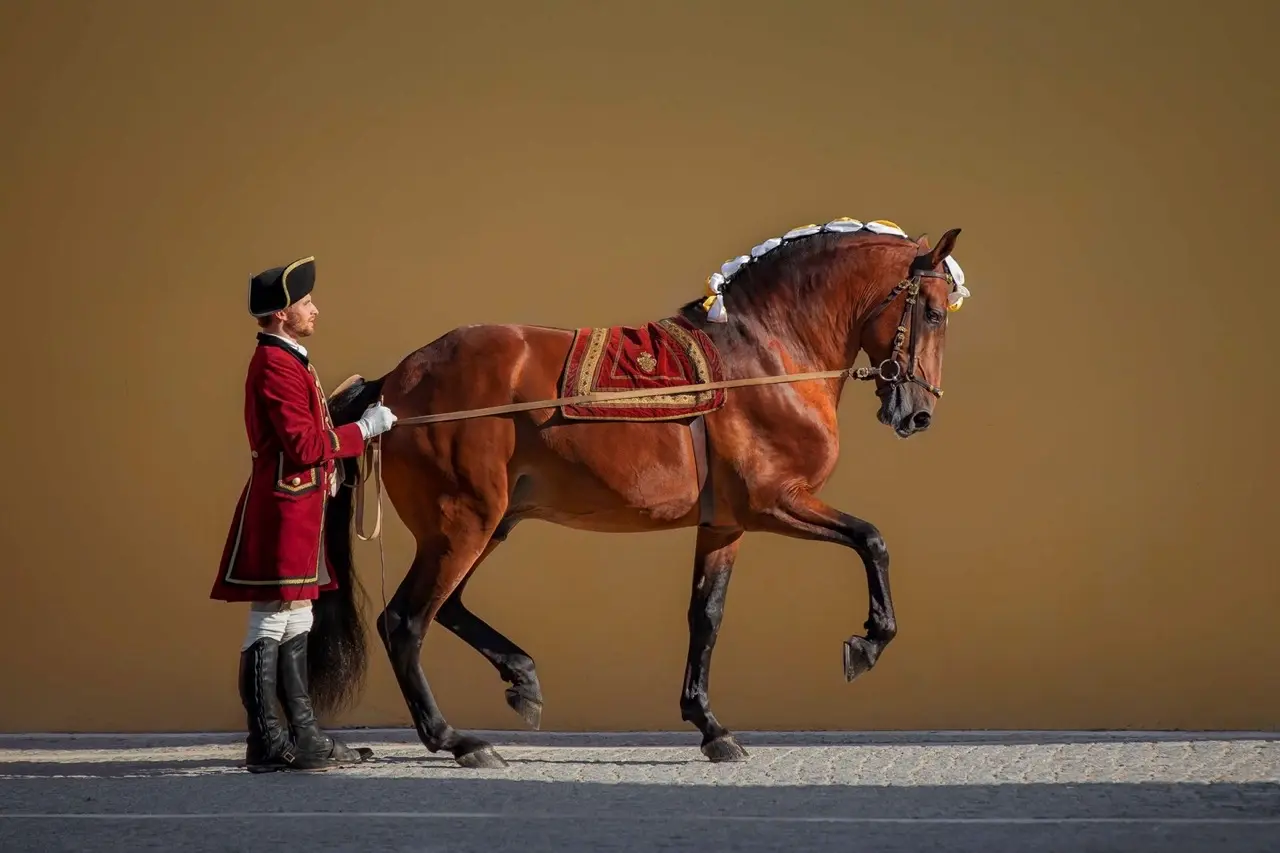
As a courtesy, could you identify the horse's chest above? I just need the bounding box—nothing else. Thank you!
[750,404,841,487]
[789,423,841,484]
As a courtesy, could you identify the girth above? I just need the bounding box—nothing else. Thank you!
[688,415,714,527]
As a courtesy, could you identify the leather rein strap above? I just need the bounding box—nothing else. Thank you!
[388,362,885,427]
[380,271,945,430]
[348,272,943,597]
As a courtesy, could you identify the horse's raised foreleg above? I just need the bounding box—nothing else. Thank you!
[758,490,897,682]
[680,525,748,762]
[435,535,544,730]
[377,506,510,769]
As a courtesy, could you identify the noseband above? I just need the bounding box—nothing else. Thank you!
[861,269,950,399]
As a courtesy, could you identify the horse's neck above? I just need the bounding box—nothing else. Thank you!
[747,267,870,374]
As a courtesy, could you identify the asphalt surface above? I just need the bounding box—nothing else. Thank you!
[2,729,1277,852]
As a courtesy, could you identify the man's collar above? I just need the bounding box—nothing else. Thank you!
[263,332,307,358]
[256,331,310,367]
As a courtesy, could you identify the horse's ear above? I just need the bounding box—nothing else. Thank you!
[927,227,961,267]
[913,233,931,252]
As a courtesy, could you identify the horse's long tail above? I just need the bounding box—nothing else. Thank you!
[309,373,386,717]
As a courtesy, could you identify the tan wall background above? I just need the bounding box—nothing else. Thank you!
[0,0,1276,734]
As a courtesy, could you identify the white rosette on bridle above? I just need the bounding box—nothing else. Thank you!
[944,255,969,311]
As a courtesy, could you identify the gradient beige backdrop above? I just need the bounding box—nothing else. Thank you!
[0,0,1276,734]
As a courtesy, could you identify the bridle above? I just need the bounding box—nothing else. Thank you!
[860,265,951,399]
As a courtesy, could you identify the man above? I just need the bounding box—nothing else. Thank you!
[209,255,397,773]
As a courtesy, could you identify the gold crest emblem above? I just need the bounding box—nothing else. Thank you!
[637,351,657,374]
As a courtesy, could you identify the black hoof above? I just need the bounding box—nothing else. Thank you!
[701,735,749,762]
[504,687,544,730]
[843,636,882,682]
[454,740,509,769]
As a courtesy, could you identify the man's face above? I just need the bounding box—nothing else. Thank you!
[281,294,318,338]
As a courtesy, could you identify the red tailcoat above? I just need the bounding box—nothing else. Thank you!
[210,334,366,603]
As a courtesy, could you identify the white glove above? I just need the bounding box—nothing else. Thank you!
[357,402,398,439]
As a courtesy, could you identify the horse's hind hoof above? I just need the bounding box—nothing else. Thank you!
[843,636,881,682]
[504,687,544,731]
[454,741,509,770]
[701,735,749,763]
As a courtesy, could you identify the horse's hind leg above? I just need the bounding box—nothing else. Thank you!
[377,501,510,769]
[435,529,545,730]
[680,525,748,762]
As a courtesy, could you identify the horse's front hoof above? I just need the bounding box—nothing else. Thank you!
[843,636,881,682]
[505,687,544,731]
[454,741,509,769]
[701,734,749,762]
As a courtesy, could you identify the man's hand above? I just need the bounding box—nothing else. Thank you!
[357,402,398,439]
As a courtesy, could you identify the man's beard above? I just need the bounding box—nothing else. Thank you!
[284,317,312,338]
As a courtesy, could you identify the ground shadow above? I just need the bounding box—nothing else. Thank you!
[0,777,1276,853]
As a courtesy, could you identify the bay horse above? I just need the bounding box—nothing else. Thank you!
[309,220,965,768]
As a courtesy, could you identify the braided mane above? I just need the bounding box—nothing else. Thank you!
[683,217,969,323]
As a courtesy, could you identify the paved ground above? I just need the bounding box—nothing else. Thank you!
[2,730,1278,852]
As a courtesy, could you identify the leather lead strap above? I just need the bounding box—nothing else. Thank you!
[351,404,391,652]
[390,363,881,427]
[355,421,383,542]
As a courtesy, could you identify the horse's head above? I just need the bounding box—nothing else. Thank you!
[860,228,962,438]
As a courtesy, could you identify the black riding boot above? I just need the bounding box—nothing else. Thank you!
[276,632,373,766]
[238,638,326,773]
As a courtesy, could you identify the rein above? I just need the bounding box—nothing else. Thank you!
[346,271,943,621]
[391,363,884,427]
[383,271,946,429]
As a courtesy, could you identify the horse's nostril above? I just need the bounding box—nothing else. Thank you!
[911,411,931,430]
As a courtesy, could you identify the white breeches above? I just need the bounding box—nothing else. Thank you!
[241,601,314,651]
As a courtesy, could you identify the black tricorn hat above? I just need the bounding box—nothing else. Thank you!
[248,256,316,317]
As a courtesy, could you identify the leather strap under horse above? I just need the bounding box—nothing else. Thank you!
[348,270,946,628]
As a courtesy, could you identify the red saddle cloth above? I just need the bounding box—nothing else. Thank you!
[557,315,726,421]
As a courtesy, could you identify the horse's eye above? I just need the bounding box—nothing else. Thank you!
[926,308,945,325]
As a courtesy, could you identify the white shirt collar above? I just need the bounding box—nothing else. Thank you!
[264,332,307,359]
